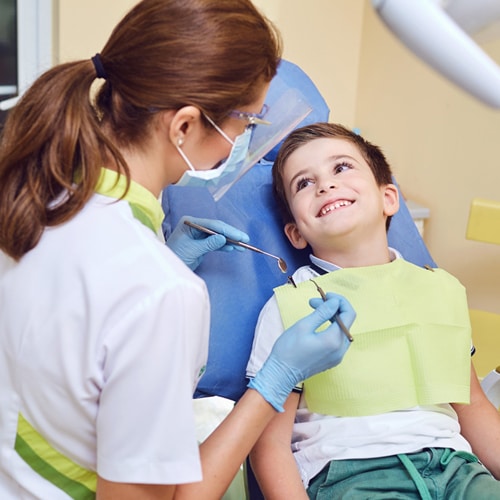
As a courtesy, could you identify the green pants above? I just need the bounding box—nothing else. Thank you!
[307,448,500,499]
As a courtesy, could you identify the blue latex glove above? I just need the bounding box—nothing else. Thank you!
[166,216,250,271]
[248,292,356,412]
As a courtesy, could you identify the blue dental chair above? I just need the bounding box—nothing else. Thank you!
[162,59,437,402]
[162,59,437,498]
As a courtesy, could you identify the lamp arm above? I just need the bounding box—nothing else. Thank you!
[372,0,500,108]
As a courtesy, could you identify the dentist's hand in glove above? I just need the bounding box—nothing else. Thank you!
[166,216,250,270]
[248,292,356,412]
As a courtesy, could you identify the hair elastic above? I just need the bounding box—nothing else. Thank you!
[91,53,108,80]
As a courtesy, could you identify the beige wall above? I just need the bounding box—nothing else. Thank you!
[57,1,136,62]
[57,0,365,124]
[253,0,365,127]
[355,3,500,314]
[56,0,499,314]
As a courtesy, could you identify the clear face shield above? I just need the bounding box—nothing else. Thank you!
[174,70,315,200]
[208,80,313,201]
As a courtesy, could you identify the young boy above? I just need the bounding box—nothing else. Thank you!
[246,123,500,499]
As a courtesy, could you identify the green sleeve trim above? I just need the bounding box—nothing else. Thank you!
[15,413,96,499]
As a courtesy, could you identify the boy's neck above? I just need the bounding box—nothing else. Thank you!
[312,237,392,269]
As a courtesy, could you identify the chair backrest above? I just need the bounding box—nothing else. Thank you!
[471,309,500,379]
[162,60,437,401]
[466,197,500,408]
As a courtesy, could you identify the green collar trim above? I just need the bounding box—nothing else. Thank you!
[95,168,164,234]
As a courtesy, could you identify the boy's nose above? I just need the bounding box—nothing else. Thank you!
[317,178,337,194]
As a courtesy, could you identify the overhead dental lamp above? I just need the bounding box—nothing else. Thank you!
[371,0,500,108]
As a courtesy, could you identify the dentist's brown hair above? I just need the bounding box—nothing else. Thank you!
[0,0,281,260]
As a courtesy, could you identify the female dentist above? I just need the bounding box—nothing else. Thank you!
[0,1,354,499]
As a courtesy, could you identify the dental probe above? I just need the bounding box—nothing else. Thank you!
[310,279,354,342]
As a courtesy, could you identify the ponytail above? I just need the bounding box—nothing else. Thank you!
[0,61,128,260]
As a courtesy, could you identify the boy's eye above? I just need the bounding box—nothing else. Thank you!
[296,177,314,192]
[334,162,352,174]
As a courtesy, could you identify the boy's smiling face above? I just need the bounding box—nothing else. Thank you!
[281,137,399,260]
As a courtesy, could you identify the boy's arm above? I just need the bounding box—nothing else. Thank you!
[452,362,500,479]
[249,392,309,500]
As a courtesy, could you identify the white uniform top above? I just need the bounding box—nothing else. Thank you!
[247,251,471,488]
[0,172,209,498]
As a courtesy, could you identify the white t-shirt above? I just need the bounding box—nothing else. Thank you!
[246,251,472,487]
[0,192,209,498]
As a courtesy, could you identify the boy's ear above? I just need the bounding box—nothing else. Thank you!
[383,183,400,217]
[284,222,308,250]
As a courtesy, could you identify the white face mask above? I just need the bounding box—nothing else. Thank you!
[174,116,253,190]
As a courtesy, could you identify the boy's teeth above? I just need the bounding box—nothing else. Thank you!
[320,200,352,216]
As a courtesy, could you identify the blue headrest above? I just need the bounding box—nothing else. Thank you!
[162,60,436,401]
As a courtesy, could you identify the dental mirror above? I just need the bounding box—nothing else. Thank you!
[184,220,288,273]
